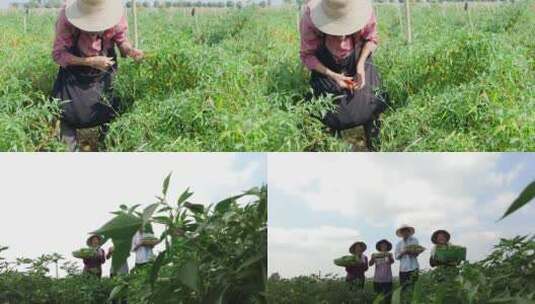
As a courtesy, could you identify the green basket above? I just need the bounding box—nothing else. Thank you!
[72,248,97,259]
[334,255,362,267]
[435,245,466,263]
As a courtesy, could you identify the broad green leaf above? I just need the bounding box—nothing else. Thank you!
[162,172,172,196]
[177,188,194,206]
[93,213,143,237]
[501,181,535,220]
[92,213,142,272]
[176,261,199,291]
[184,202,204,214]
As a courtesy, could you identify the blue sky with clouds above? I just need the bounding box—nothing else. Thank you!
[268,153,535,278]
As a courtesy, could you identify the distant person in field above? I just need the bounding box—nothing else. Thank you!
[132,224,158,270]
[83,234,106,278]
[299,0,385,151]
[395,225,421,303]
[429,229,460,268]
[345,241,369,289]
[51,0,144,151]
[369,239,394,304]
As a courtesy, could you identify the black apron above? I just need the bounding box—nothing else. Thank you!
[52,30,119,129]
[310,39,386,131]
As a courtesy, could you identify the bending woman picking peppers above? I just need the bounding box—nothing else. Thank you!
[51,0,144,151]
[300,0,385,151]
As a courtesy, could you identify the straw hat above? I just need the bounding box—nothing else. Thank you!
[86,234,103,247]
[431,230,451,245]
[349,241,367,254]
[375,239,392,252]
[309,0,373,36]
[396,224,415,238]
[66,0,124,32]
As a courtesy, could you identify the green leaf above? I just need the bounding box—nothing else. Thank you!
[177,188,194,206]
[500,181,535,220]
[214,196,239,214]
[108,283,128,301]
[184,202,204,214]
[128,204,141,214]
[143,203,160,224]
[150,250,167,288]
[176,261,200,291]
[162,172,172,196]
[92,213,143,272]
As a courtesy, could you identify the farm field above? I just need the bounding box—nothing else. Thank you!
[0,176,267,304]
[266,236,535,304]
[0,3,534,151]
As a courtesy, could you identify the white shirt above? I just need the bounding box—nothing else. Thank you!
[395,236,420,272]
[132,231,155,265]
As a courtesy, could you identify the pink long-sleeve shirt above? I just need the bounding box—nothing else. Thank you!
[299,7,379,71]
[52,6,129,68]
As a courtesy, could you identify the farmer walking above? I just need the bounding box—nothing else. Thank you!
[395,225,421,304]
[51,0,144,151]
[370,239,394,304]
[345,241,368,289]
[83,234,106,278]
[299,0,385,151]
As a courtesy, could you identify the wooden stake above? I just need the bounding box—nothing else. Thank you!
[404,0,412,44]
[23,10,28,33]
[132,0,139,48]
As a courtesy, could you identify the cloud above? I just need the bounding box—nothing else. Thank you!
[269,226,360,278]
[269,153,517,230]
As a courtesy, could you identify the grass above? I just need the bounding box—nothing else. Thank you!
[0,3,533,151]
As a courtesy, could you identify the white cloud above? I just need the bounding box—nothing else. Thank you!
[268,153,511,232]
[269,226,360,278]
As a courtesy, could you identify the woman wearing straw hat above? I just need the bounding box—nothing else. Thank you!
[51,0,144,151]
[345,241,369,289]
[83,234,106,278]
[370,239,394,304]
[394,225,421,303]
[299,0,386,151]
[429,229,461,268]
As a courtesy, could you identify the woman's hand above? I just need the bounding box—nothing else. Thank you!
[354,64,366,90]
[128,48,144,61]
[87,56,115,71]
[329,72,355,90]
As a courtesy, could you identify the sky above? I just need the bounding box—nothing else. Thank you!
[0,152,266,277]
[268,153,535,279]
